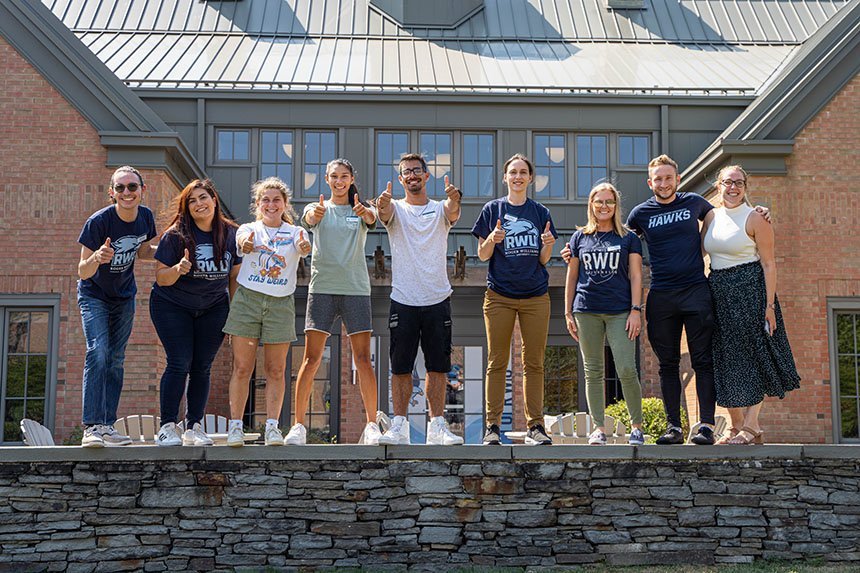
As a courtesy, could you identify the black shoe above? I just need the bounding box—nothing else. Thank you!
[690,426,715,445]
[482,424,501,445]
[655,427,684,445]
[525,424,552,445]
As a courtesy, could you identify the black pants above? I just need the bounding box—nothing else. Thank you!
[646,282,716,427]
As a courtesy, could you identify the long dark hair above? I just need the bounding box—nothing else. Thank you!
[165,179,237,265]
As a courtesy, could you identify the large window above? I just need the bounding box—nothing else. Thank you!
[1,296,58,443]
[302,131,337,198]
[419,132,453,197]
[576,135,608,198]
[376,132,409,190]
[618,135,649,167]
[534,134,566,199]
[462,134,495,198]
[834,307,860,442]
[260,131,293,182]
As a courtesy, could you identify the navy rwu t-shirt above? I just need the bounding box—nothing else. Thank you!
[152,225,240,310]
[569,230,642,313]
[471,197,557,299]
[626,193,713,291]
[77,205,157,302]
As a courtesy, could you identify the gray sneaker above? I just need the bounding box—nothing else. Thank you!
[525,424,552,445]
[482,424,501,446]
[81,425,104,448]
[99,425,132,447]
[628,428,645,446]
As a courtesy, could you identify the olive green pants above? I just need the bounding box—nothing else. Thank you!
[574,312,643,427]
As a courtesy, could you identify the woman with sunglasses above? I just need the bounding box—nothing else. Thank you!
[702,165,799,445]
[76,166,157,448]
[151,180,241,447]
[472,154,557,446]
[564,183,645,446]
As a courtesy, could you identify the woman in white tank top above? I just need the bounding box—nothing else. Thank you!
[701,165,799,445]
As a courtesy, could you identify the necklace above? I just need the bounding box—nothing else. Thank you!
[262,222,281,245]
[595,229,613,243]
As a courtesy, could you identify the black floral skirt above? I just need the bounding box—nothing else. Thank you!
[709,261,800,408]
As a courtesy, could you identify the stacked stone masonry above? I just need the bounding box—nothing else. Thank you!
[0,446,858,571]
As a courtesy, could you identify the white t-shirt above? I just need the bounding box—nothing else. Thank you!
[383,198,453,306]
[235,220,304,297]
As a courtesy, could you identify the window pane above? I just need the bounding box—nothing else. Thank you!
[278,132,293,162]
[234,132,249,161]
[262,132,276,163]
[464,135,478,165]
[217,131,233,161]
[420,132,452,196]
[619,136,633,165]
[479,166,493,197]
[303,132,337,197]
[549,166,565,197]
[577,136,591,164]
[25,399,45,424]
[839,355,858,397]
[29,313,48,354]
[8,311,28,353]
[376,132,409,191]
[577,167,592,198]
[27,355,47,397]
[4,400,24,442]
[277,164,291,183]
[261,164,275,179]
[544,346,579,415]
[321,133,336,160]
[836,314,855,354]
[479,135,493,165]
[837,314,855,354]
[464,168,478,199]
[841,399,859,439]
[592,136,607,166]
[305,132,320,163]
[634,136,649,165]
[6,356,25,397]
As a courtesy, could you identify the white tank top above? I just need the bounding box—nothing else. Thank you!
[703,204,759,270]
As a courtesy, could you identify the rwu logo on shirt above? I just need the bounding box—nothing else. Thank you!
[194,244,233,280]
[581,238,620,284]
[647,209,691,229]
[110,234,147,273]
[503,218,539,256]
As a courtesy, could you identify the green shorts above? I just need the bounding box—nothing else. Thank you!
[223,285,297,344]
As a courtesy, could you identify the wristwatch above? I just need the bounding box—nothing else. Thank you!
[631,305,643,312]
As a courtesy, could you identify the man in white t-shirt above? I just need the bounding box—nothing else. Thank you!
[376,153,463,446]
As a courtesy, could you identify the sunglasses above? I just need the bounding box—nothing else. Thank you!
[113,183,140,193]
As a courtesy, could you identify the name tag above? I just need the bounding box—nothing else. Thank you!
[346,216,360,227]
[420,211,436,220]
[607,245,621,252]
[503,214,518,222]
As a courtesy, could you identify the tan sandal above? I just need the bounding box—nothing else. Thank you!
[716,427,739,445]
[728,426,764,445]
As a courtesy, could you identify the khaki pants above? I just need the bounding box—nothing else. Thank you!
[483,289,551,428]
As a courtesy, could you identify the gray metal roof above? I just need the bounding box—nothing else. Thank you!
[44,0,850,94]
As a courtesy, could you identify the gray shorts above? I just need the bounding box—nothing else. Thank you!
[305,293,372,336]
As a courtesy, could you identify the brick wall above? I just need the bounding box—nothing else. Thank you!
[0,38,181,442]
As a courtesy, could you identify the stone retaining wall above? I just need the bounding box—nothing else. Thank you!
[0,445,858,571]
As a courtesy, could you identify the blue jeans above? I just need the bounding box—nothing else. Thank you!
[149,291,229,426]
[78,293,136,426]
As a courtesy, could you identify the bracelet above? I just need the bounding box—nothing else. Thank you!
[767,303,776,310]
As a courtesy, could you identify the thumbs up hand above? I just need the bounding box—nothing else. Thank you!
[489,219,506,244]
[376,182,392,211]
[176,248,192,275]
[444,175,462,203]
[352,191,368,218]
[309,194,327,224]
[93,237,115,264]
[297,229,311,256]
[240,231,256,254]
[541,221,556,247]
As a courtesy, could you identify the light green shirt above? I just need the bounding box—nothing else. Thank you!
[302,201,375,295]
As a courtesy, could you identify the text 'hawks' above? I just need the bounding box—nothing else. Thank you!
[647,209,691,229]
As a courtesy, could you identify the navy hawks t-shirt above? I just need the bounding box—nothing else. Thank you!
[152,225,240,310]
[626,193,713,291]
[77,205,157,302]
[569,230,643,314]
[471,197,557,299]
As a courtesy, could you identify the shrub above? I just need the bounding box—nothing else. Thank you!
[605,397,689,444]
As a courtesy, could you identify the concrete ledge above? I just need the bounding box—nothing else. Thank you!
[385,444,513,459]
[513,444,635,460]
[802,444,860,459]
[0,445,205,462]
[204,444,384,461]
[635,444,804,460]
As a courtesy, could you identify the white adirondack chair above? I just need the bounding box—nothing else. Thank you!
[20,419,55,446]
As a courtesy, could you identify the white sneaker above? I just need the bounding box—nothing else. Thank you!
[361,421,382,445]
[426,416,464,446]
[376,411,391,433]
[377,415,410,445]
[81,425,104,448]
[157,422,182,447]
[100,425,132,447]
[226,424,245,447]
[588,429,607,445]
[284,423,307,445]
[265,425,285,446]
[182,422,213,447]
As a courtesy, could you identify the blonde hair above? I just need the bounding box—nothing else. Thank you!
[715,164,751,205]
[250,177,296,224]
[579,183,628,237]
[647,154,679,173]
